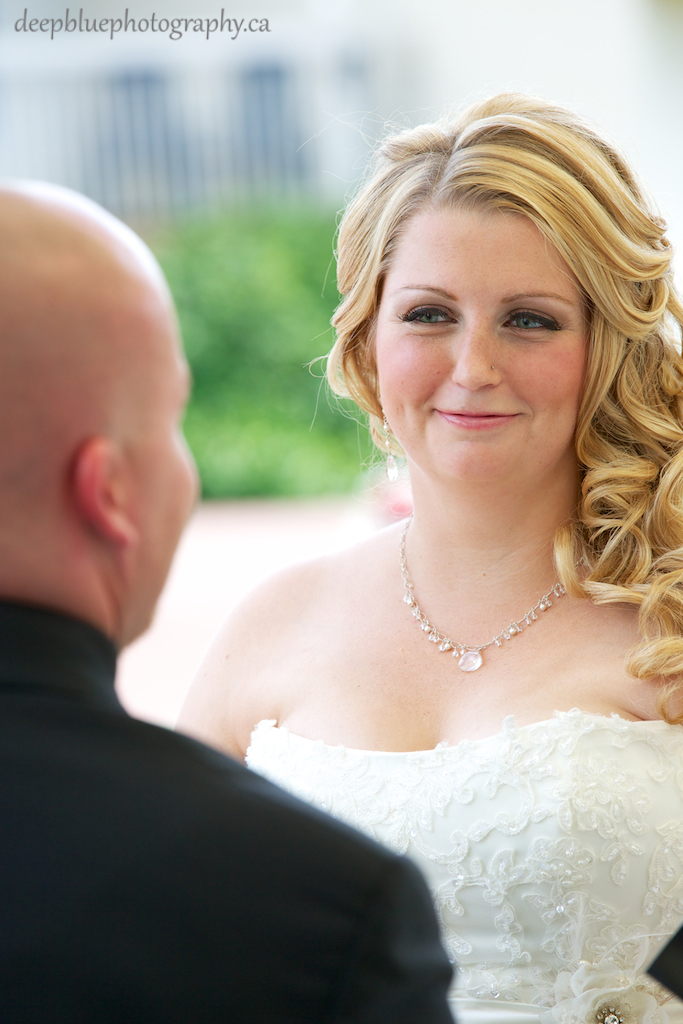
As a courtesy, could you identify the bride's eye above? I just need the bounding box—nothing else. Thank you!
[508,310,561,331]
[401,306,452,324]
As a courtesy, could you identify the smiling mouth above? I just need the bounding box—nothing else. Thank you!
[438,410,519,428]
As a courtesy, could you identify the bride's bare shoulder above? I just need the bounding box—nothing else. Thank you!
[176,520,403,756]
[204,519,379,620]
[233,519,401,622]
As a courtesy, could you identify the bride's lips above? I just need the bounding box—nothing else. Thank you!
[438,410,519,430]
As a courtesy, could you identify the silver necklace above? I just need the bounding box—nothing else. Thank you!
[399,517,566,672]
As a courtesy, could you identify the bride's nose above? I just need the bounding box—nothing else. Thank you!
[450,320,501,389]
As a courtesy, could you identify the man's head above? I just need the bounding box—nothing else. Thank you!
[0,182,197,646]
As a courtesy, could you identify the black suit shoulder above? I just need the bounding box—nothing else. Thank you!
[0,689,453,1023]
[649,925,683,998]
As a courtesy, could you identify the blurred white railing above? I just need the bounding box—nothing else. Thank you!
[0,57,370,220]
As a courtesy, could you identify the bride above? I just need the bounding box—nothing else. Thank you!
[179,94,683,1023]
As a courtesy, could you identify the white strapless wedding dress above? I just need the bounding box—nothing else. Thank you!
[247,710,683,1023]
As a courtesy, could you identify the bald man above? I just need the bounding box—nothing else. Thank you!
[0,184,454,1023]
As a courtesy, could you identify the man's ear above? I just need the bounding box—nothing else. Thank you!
[71,436,139,548]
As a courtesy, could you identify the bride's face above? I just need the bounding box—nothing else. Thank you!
[375,205,588,491]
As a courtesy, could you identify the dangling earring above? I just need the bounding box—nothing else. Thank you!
[383,414,399,483]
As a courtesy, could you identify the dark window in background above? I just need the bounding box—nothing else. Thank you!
[239,64,307,190]
[90,69,191,217]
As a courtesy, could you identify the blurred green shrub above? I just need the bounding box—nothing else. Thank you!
[151,207,372,498]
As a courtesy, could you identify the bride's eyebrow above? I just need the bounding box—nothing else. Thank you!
[394,287,577,307]
[396,286,456,299]
[503,292,576,306]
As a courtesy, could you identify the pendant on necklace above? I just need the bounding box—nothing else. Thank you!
[398,516,571,677]
[457,650,483,672]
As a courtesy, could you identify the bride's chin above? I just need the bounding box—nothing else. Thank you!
[401,435,527,484]
[410,459,517,489]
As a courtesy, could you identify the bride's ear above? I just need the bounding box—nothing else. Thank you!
[71,436,140,550]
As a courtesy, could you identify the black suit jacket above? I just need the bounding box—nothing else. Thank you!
[0,602,453,1023]
[649,927,683,998]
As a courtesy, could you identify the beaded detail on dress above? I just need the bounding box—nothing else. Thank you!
[246,710,683,1023]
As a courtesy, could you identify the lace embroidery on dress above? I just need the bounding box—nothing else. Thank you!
[246,710,683,1022]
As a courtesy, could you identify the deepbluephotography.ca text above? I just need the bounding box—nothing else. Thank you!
[15,9,271,40]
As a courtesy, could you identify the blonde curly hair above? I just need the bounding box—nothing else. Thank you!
[327,93,683,716]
